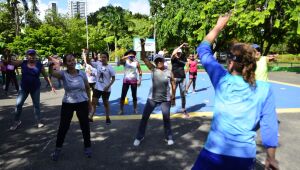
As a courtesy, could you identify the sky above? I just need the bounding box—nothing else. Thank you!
[37,0,150,19]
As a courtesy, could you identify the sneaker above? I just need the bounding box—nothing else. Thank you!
[133,137,144,146]
[37,122,45,128]
[183,110,190,118]
[106,118,111,125]
[88,114,93,122]
[167,139,174,145]
[51,148,61,161]
[118,110,123,115]
[10,120,21,130]
[84,147,92,158]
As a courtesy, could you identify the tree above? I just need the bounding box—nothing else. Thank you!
[150,0,300,54]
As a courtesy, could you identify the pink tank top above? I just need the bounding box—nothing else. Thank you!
[189,60,197,73]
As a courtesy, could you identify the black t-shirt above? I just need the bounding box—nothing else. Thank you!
[171,55,187,78]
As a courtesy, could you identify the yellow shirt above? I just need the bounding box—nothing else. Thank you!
[255,56,268,81]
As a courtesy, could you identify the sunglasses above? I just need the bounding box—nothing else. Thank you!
[227,53,242,63]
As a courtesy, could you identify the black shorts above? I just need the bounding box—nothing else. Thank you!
[93,89,111,101]
[89,83,96,91]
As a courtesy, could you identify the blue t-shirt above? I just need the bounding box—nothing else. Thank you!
[21,60,43,92]
[197,41,278,158]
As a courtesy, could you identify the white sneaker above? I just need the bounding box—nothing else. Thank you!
[133,138,144,146]
[167,139,174,145]
[10,120,21,130]
[37,123,44,128]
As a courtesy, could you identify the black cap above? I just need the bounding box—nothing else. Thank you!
[124,50,136,56]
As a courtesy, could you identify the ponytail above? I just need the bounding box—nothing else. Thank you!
[230,43,257,86]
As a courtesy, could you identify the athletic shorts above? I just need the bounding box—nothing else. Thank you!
[93,89,111,101]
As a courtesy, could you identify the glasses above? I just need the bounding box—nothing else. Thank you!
[227,53,242,63]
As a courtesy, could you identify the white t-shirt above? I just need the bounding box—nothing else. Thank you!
[94,64,115,92]
[85,64,97,83]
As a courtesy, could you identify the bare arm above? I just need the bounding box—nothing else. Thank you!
[10,60,23,67]
[185,59,190,74]
[140,39,155,70]
[204,13,231,43]
[104,76,115,92]
[265,148,279,170]
[171,43,188,58]
[119,55,129,65]
[170,72,176,106]
[46,56,63,79]
[137,62,142,85]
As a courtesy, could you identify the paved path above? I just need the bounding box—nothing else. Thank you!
[0,71,299,170]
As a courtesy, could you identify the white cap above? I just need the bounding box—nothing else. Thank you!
[177,49,182,53]
[158,51,164,55]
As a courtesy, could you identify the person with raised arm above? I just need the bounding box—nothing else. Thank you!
[192,13,279,170]
[9,49,55,130]
[118,49,142,115]
[47,54,93,161]
[171,43,190,118]
[83,51,115,124]
[133,39,176,146]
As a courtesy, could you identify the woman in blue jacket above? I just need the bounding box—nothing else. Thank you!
[192,13,279,170]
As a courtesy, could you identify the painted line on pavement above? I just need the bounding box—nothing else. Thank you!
[269,80,300,88]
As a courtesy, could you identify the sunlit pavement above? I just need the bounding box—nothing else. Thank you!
[0,71,299,170]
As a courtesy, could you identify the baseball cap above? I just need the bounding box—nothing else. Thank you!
[251,44,261,52]
[177,49,183,53]
[124,49,136,56]
[153,54,164,62]
[26,49,37,55]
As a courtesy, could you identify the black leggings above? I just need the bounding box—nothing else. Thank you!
[55,101,91,148]
[120,83,137,101]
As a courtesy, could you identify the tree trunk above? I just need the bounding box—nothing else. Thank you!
[13,3,20,36]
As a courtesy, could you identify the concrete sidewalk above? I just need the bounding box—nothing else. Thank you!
[0,71,299,170]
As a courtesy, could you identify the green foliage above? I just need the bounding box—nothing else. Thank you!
[150,0,300,54]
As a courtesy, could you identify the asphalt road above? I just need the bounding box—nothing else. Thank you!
[0,71,299,170]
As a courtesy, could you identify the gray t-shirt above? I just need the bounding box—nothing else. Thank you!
[148,68,171,102]
[60,70,88,103]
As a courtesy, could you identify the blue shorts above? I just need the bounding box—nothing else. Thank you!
[192,148,255,170]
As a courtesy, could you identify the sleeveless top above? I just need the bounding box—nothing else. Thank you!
[123,60,138,84]
[21,60,43,92]
[189,60,198,73]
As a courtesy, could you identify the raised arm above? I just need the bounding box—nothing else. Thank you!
[171,43,188,59]
[46,55,63,79]
[119,55,129,65]
[196,13,230,88]
[140,39,155,70]
[137,62,142,86]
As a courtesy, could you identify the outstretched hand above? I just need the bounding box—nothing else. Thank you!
[215,12,231,31]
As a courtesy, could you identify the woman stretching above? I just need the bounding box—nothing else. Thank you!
[133,39,175,146]
[118,50,142,115]
[48,54,92,161]
[192,13,279,170]
[186,54,198,93]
